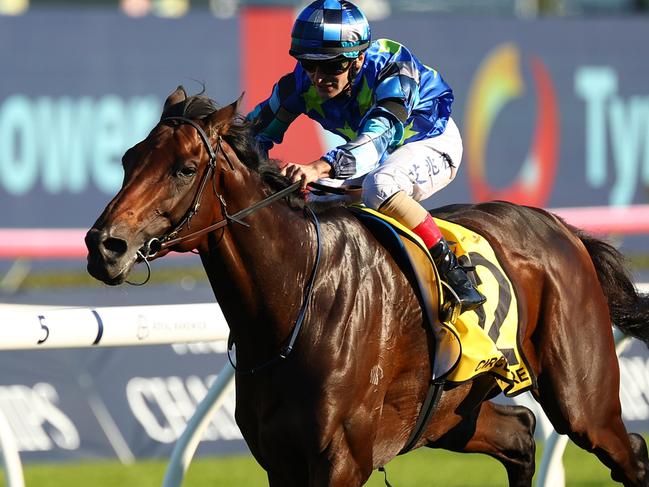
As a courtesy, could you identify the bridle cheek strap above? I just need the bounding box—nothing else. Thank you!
[141,116,301,258]
[141,116,219,257]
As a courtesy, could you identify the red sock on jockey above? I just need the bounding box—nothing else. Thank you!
[412,214,443,249]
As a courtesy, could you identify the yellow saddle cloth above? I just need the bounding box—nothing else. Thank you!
[353,207,534,397]
[435,217,534,396]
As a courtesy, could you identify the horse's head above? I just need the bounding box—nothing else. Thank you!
[86,86,243,285]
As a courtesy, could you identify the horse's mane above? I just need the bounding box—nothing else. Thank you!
[162,91,342,212]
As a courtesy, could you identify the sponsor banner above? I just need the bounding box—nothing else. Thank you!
[620,340,649,425]
[1,338,649,462]
[0,9,240,228]
[1,11,648,232]
[0,342,246,462]
[381,17,649,213]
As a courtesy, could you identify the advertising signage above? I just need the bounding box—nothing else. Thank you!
[1,338,649,462]
[1,10,648,230]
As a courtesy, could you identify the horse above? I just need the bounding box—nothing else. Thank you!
[86,86,649,487]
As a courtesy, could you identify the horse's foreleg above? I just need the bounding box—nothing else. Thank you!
[307,433,372,487]
[265,451,367,487]
[431,400,536,487]
[267,459,365,487]
[264,446,368,487]
[308,459,365,487]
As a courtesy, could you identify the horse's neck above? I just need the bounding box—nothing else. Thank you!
[199,181,316,359]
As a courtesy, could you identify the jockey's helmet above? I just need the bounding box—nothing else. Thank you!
[289,0,371,61]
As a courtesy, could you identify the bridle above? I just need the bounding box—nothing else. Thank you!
[139,116,302,259]
[133,115,321,374]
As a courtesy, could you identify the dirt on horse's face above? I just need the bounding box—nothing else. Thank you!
[85,87,237,285]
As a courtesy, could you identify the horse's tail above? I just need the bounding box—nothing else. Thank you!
[572,226,649,344]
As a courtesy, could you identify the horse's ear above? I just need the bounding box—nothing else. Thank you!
[205,92,245,134]
[162,86,187,115]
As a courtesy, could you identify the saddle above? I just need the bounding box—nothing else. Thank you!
[347,205,461,381]
[348,205,535,395]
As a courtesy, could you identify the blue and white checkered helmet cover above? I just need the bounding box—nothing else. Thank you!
[289,0,371,61]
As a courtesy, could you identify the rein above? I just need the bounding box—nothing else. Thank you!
[227,205,322,374]
[144,180,302,257]
[135,115,321,374]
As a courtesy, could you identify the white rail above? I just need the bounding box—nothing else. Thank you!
[0,303,228,349]
[0,406,24,487]
[0,303,233,487]
[162,362,236,487]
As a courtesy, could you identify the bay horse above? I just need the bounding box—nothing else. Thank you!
[86,87,649,486]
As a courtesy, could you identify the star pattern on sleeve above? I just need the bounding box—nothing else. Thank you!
[336,122,358,140]
[302,85,325,117]
[357,76,373,117]
[402,120,419,142]
[377,39,401,55]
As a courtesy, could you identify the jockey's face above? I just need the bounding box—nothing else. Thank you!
[302,53,365,100]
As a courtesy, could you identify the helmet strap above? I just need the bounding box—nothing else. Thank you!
[342,56,362,97]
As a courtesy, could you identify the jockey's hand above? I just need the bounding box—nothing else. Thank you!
[281,160,333,190]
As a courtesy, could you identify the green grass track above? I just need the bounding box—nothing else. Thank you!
[7,440,620,487]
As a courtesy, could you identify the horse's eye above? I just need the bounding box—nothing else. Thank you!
[176,166,197,178]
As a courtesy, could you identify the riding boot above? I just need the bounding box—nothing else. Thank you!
[378,191,486,314]
[428,238,486,313]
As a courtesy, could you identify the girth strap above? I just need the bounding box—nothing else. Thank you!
[399,380,444,454]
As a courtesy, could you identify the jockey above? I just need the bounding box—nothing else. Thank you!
[246,0,485,313]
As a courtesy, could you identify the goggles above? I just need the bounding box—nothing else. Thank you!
[300,58,353,76]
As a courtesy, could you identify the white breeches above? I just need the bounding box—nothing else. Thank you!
[361,117,463,209]
[309,117,463,208]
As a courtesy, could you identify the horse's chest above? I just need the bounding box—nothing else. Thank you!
[235,379,318,454]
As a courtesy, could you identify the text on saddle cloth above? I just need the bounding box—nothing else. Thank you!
[349,206,535,396]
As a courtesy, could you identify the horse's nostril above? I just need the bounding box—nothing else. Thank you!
[103,237,128,256]
[85,229,101,249]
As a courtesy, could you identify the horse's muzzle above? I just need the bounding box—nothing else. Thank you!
[85,227,135,285]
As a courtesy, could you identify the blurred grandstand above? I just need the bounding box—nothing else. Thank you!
[0,0,648,18]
